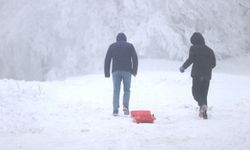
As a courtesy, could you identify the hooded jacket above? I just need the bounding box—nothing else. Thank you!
[182,32,216,80]
[104,33,138,77]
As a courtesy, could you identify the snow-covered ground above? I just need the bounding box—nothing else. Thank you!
[0,59,250,150]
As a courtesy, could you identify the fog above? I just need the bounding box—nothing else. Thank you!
[0,0,249,80]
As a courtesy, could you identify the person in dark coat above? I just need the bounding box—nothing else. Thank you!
[104,33,138,116]
[180,32,216,119]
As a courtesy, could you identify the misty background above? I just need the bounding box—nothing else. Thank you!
[0,0,249,81]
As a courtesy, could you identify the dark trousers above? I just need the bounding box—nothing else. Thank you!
[192,77,210,107]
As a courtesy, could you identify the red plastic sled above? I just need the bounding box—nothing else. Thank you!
[130,110,156,123]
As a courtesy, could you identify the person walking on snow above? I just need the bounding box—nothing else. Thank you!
[179,32,216,119]
[104,33,138,116]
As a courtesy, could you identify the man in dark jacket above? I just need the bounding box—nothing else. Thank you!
[104,33,138,116]
[180,32,216,119]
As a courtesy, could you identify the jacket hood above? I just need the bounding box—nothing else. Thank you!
[116,33,127,42]
[191,32,205,45]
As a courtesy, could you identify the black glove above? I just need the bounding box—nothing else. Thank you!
[179,66,185,73]
[105,74,110,78]
[132,71,137,77]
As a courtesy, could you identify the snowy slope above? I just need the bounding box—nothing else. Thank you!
[1,60,250,150]
[0,0,250,80]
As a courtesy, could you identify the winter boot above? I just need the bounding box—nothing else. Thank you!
[199,106,203,118]
[123,107,129,115]
[200,105,208,119]
[113,110,119,116]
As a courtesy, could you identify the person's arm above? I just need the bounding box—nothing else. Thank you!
[211,50,216,69]
[131,45,138,76]
[104,47,112,77]
[180,47,194,72]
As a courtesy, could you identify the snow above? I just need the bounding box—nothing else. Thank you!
[0,0,250,149]
[1,59,250,150]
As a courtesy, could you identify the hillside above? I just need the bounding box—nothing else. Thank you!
[0,59,250,150]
